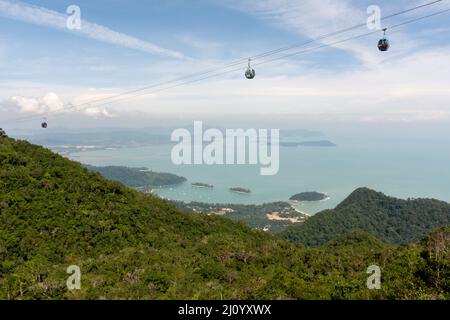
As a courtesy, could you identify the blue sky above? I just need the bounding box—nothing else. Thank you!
[1,0,450,128]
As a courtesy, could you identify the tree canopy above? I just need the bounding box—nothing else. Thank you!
[0,133,448,300]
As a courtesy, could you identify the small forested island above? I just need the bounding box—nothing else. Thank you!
[299,140,336,147]
[85,165,187,188]
[279,140,336,147]
[290,191,329,202]
[192,182,214,189]
[229,187,251,194]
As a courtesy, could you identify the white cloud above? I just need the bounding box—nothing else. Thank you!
[4,45,450,124]
[11,92,64,114]
[80,106,115,118]
[9,92,115,118]
[2,44,450,125]
[106,46,450,123]
[0,0,185,59]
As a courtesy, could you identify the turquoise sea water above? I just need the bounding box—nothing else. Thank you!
[69,130,450,215]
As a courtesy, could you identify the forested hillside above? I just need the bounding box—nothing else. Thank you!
[0,132,448,300]
[85,165,186,188]
[280,188,450,247]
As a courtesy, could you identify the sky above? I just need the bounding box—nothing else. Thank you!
[1,0,450,130]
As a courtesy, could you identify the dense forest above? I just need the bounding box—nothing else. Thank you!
[0,132,448,300]
[290,192,328,202]
[280,188,450,247]
[85,165,187,188]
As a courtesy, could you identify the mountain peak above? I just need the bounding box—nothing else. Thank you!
[347,187,384,198]
[281,187,450,247]
[336,187,386,208]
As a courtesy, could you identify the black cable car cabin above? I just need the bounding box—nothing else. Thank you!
[245,58,256,79]
[378,38,390,52]
[245,68,256,79]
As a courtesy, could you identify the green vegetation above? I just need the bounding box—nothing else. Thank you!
[171,201,307,233]
[290,192,329,202]
[85,165,186,188]
[280,188,450,247]
[0,133,448,300]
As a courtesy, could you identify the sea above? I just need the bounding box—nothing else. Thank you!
[68,126,450,215]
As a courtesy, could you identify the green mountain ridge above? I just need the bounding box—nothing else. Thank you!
[280,187,450,247]
[0,133,448,299]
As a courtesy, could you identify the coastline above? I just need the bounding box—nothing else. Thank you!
[287,195,332,217]
[288,201,311,217]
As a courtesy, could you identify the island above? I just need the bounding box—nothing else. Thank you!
[229,187,251,194]
[85,165,187,188]
[192,182,214,189]
[300,140,336,147]
[290,191,329,202]
[278,140,337,147]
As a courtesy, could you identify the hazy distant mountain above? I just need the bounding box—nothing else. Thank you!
[14,128,171,147]
[10,127,327,149]
[281,129,324,138]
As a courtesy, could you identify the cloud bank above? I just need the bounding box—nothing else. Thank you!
[9,92,114,118]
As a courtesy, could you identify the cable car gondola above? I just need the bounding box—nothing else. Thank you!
[378,28,390,52]
[41,118,48,129]
[245,59,256,79]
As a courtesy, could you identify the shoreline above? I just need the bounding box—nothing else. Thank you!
[287,202,311,217]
